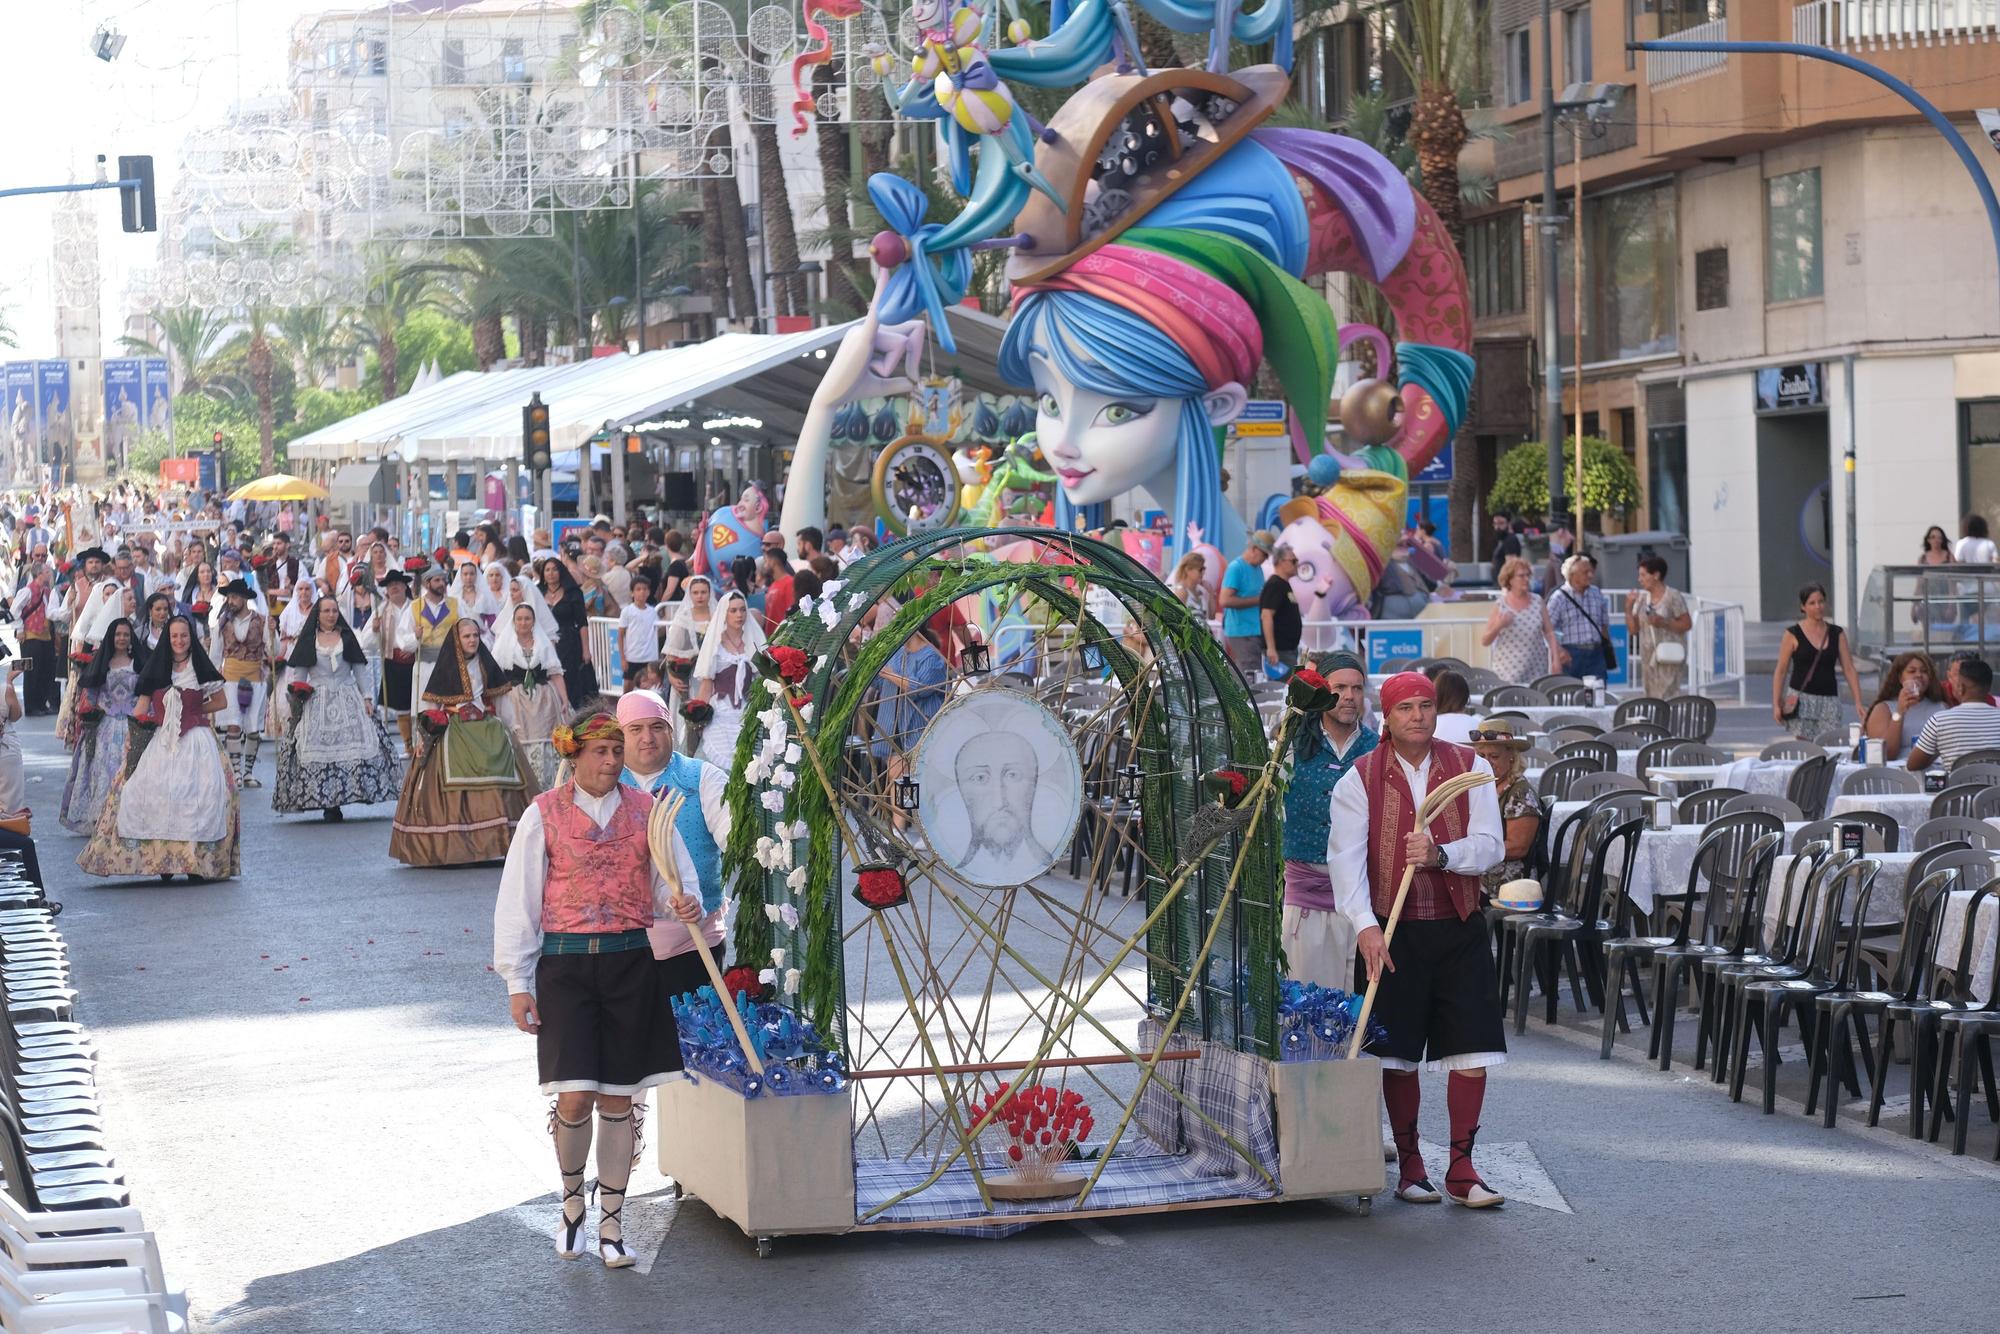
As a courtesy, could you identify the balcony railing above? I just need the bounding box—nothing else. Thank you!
[1793,0,2000,48]
[1645,17,1730,86]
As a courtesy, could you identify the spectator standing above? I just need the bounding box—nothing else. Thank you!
[1488,512,1522,564]
[1907,656,2000,770]
[1430,670,1477,744]
[1626,555,1693,698]
[1772,581,1864,739]
[1258,544,1302,675]
[1481,557,1558,685]
[1536,525,1573,595]
[759,540,796,633]
[1954,513,1998,564]
[1171,553,1211,620]
[1546,553,1613,681]
[1915,525,1956,628]
[1220,531,1273,677]
[617,575,663,690]
[659,530,690,602]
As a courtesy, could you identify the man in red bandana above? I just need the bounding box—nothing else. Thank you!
[1328,670,1508,1208]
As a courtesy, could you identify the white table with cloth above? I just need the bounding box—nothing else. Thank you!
[1759,853,2000,1002]
[1546,804,1806,916]
[1829,793,1938,848]
[1494,704,1621,731]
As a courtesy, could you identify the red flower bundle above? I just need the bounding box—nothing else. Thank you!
[190,601,211,618]
[419,708,450,736]
[77,705,104,725]
[969,1082,1094,1168]
[721,965,765,1001]
[287,681,316,700]
[851,862,908,911]
[1286,666,1335,713]
[680,698,713,724]
[68,650,93,668]
[755,645,811,687]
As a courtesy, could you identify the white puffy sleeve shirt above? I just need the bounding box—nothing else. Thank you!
[1327,749,1504,945]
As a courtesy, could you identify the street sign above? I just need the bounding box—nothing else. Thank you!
[1232,400,1288,437]
[1411,440,1453,484]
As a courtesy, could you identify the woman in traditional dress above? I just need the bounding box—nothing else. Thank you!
[136,589,175,656]
[539,558,598,707]
[78,615,239,883]
[57,577,124,749]
[660,574,713,733]
[455,560,486,626]
[389,615,538,866]
[274,594,405,821]
[60,615,145,834]
[493,601,568,789]
[477,562,512,644]
[689,589,764,768]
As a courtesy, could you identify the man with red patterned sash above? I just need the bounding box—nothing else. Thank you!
[1329,671,1508,1208]
[493,710,703,1268]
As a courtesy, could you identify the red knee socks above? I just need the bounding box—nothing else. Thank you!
[1445,1071,1487,1191]
[1382,1069,1427,1187]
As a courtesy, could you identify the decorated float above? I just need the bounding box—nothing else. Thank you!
[658,0,1476,1251]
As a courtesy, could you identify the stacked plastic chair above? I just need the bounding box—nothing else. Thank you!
[0,847,185,1332]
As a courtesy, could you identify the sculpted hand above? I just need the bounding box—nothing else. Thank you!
[815,298,924,413]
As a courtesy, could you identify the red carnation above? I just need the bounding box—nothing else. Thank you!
[721,965,764,1000]
[681,698,713,724]
[770,645,809,684]
[287,681,315,699]
[191,601,211,617]
[69,649,93,667]
[852,863,908,911]
[1215,770,1246,796]
[1292,668,1328,691]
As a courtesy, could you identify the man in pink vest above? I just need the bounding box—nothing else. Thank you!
[1328,671,1507,1208]
[493,710,703,1268]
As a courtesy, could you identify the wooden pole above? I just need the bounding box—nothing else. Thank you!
[646,793,765,1076]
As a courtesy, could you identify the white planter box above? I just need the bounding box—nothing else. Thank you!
[655,1075,855,1238]
[1270,1056,1388,1199]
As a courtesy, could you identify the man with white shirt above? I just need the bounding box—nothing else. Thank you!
[1328,670,1506,1209]
[493,711,703,1269]
[614,689,731,1001]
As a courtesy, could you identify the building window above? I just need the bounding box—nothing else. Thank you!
[1557,181,1678,363]
[1694,246,1729,310]
[1466,212,1525,318]
[502,38,528,84]
[1564,6,1593,85]
[1659,0,1726,36]
[366,39,387,76]
[441,40,464,85]
[1504,29,1532,105]
[1312,21,1368,121]
[1766,167,1823,302]
[1961,399,2000,542]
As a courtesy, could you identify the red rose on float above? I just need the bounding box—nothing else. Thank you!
[852,862,908,910]
[721,965,764,1000]
[769,645,809,684]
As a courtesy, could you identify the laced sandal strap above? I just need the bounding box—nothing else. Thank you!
[1449,1123,1482,1161]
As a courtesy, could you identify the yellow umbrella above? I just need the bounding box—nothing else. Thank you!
[227,473,329,502]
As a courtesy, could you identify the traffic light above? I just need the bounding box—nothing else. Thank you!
[212,430,223,446]
[118,155,156,234]
[522,392,551,472]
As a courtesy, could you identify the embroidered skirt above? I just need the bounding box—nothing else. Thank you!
[388,723,539,867]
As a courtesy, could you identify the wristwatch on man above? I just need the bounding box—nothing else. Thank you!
[1433,843,1449,870]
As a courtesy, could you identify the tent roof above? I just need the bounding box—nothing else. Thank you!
[285,308,1016,465]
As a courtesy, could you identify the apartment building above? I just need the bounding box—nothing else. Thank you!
[1467,0,2000,619]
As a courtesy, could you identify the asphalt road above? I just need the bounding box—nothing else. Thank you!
[23,713,2000,1334]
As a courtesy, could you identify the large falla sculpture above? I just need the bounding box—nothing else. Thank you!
[778,0,1474,614]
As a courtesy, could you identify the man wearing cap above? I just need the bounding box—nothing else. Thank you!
[216,576,270,785]
[1219,531,1273,679]
[613,690,732,1000]
[1329,670,1508,1209]
[1282,650,1378,992]
[405,565,462,702]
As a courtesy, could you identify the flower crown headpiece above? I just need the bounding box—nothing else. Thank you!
[550,712,620,759]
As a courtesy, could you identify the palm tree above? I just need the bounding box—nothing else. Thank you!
[120,306,233,394]
[811,62,866,315]
[1393,0,1481,249]
[356,248,451,398]
[244,297,279,474]
[272,305,355,388]
[751,120,807,321]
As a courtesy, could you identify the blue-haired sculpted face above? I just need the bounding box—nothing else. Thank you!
[999,292,1241,542]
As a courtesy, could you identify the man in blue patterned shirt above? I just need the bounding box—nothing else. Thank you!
[1281,649,1378,991]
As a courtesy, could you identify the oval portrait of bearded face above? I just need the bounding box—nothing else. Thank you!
[914,689,1082,889]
